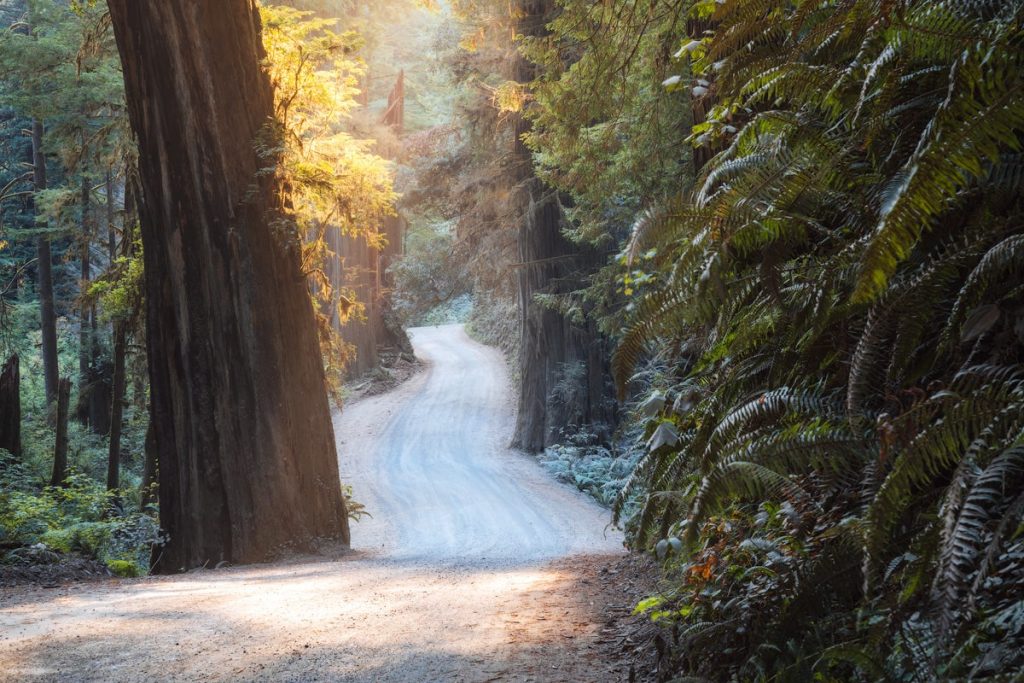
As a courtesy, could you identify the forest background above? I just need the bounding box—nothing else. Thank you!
[2,0,1023,680]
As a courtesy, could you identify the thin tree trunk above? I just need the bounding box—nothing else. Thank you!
[77,172,93,426]
[107,0,349,571]
[107,321,126,492]
[87,322,111,435]
[106,170,116,262]
[32,120,59,408]
[140,416,158,510]
[50,377,71,487]
[0,354,20,458]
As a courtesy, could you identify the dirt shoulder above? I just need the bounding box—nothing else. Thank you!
[0,550,658,682]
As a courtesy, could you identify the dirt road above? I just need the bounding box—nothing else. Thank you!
[0,325,631,682]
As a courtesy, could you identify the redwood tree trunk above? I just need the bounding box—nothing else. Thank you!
[32,120,59,408]
[77,172,97,428]
[106,0,349,571]
[510,0,616,452]
[50,377,71,487]
[107,321,126,492]
[0,354,20,458]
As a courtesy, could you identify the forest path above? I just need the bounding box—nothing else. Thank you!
[338,324,621,563]
[0,325,632,682]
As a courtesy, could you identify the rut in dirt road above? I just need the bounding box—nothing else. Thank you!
[1,324,630,683]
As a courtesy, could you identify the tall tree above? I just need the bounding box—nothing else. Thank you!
[49,376,70,486]
[510,0,615,452]
[74,169,94,426]
[105,0,349,571]
[30,119,58,407]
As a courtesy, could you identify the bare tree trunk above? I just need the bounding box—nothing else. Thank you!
[107,321,126,492]
[86,356,112,435]
[107,0,349,571]
[105,170,116,262]
[50,378,71,487]
[77,172,94,426]
[0,354,20,458]
[32,121,59,409]
[140,417,158,510]
[79,172,91,387]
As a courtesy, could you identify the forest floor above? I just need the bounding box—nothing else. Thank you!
[0,325,659,682]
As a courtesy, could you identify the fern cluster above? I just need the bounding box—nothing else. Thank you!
[612,0,1024,679]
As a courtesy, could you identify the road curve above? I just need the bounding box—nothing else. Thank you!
[335,324,622,564]
[0,324,628,682]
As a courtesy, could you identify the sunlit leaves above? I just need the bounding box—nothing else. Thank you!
[260,4,397,384]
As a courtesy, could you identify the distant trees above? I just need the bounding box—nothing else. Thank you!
[106,0,348,570]
[440,0,620,452]
[260,4,398,386]
[2,1,130,425]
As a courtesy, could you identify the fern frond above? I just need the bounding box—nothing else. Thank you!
[855,41,1024,301]
[941,234,1024,353]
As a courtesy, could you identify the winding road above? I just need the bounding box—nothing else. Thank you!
[340,324,621,563]
[0,325,627,682]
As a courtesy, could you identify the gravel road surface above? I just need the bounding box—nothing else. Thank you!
[0,324,627,682]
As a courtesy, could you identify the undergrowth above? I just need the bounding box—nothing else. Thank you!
[1,451,163,578]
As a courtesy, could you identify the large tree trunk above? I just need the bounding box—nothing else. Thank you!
[510,0,616,452]
[0,354,20,458]
[31,120,59,408]
[106,0,349,572]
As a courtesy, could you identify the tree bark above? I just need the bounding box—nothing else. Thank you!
[107,321,126,492]
[50,377,71,487]
[510,0,616,452]
[106,0,349,571]
[86,358,112,435]
[32,120,59,408]
[0,354,20,458]
[78,173,91,398]
[140,416,158,510]
[105,170,116,262]
[76,172,98,427]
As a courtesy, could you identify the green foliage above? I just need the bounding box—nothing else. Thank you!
[87,239,144,324]
[260,4,398,386]
[106,558,141,578]
[0,0,128,164]
[521,0,693,246]
[1,463,162,573]
[538,427,642,511]
[591,0,1024,679]
[389,218,472,325]
[341,484,371,523]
